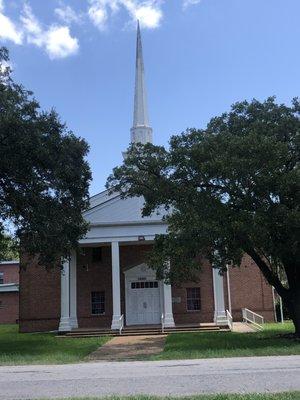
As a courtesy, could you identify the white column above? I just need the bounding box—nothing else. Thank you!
[58,259,72,332]
[163,283,175,327]
[69,250,78,329]
[212,267,227,325]
[111,241,121,330]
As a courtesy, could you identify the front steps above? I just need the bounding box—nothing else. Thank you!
[59,324,229,338]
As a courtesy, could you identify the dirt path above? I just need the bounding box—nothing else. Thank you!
[87,334,166,361]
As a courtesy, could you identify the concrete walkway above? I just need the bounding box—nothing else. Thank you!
[0,355,299,399]
[232,322,256,333]
[88,334,166,361]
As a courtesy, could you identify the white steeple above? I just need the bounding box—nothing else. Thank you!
[130,21,153,144]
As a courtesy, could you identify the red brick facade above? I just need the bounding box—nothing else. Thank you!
[19,245,275,332]
[0,262,19,324]
[223,256,275,322]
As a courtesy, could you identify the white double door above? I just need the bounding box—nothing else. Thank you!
[126,280,161,325]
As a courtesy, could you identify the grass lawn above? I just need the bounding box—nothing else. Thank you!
[44,393,300,400]
[0,324,110,365]
[150,322,300,360]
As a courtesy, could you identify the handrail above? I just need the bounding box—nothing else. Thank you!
[161,313,165,333]
[242,308,264,330]
[226,309,233,331]
[119,314,124,335]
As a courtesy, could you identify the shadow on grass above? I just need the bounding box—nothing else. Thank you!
[0,325,110,365]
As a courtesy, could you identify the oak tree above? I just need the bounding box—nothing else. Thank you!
[107,97,300,336]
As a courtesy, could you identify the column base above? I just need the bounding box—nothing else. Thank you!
[58,317,72,332]
[164,313,175,328]
[214,311,228,326]
[70,317,78,329]
[111,315,122,330]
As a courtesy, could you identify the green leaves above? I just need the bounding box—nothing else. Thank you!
[107,97,299,292]
[0,47,91,268]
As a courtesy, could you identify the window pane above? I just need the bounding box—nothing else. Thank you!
[91,291,105,314]
[186,287,201,311]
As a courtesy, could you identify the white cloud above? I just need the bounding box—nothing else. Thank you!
[87,0,163,30]
[55,3,83,25]
[182,0,202,9]
[88,0,108,30]
[126,1,162,29]
[45,26,79,59]
[21,4,79,59]
[0,0,23,44]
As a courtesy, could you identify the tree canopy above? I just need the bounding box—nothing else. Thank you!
[0,47,91,268]
[107,97,300,335]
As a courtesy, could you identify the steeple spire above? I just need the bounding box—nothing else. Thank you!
[130,21,153,144]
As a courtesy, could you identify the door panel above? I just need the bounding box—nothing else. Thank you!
[126,281,161,325]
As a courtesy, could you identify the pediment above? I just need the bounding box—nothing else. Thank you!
[84,194,165,225]
[124,263,156,279]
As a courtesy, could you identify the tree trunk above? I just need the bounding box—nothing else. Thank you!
[286,289,300,338]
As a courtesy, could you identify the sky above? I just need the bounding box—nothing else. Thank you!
[1,0,300,196]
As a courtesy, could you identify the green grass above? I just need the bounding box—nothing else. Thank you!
[43,393,300,400]
[150,323,300,360]
[0,324,110,365]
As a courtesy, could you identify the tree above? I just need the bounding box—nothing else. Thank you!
[0,47,91,268]
[0,231,18,261]
[107,97,300,336]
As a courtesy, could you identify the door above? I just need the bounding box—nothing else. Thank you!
[126,280,161,325]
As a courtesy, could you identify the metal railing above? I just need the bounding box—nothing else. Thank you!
[161,313,165,333]
[242,308,264,330]
[119,314,124,335]
[226,310,233,331]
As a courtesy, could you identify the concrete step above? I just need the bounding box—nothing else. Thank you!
[59,325,226,338]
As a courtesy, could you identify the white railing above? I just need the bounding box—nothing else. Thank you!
[242,308,264,330]
[119,314,124,335]
[226,310,233,331]
[161,313,165,333]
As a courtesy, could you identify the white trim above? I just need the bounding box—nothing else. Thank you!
[0,260,19,265]
[69,250,78,329]
[0,283,19,292]
[124,263,162,326]
[111,242,122,330]
[163,282,175,327]
[90,220,165,227]
[58,259,72,332]
[212,267,227,325]
[79,235,157,245]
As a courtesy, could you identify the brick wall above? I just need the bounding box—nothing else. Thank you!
[172,260,215,324]
[77,244,152,328]
[19,257,60,332]
[0,292,19,323]
[0,262,19,324]
[19,245,275,332]
[223,255,275,322]
[0,263,19,284]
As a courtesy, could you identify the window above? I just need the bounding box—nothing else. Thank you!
[131,281,158,289]
[91,291,105,315]
[186,287,201,311]
[92,247,102,263]
[0,272,3,285]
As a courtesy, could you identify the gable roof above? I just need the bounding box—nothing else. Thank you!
[84,190,166,226]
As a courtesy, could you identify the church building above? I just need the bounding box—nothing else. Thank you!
[19,24,275,334]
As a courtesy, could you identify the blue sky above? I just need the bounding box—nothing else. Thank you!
[1,0,300,195]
